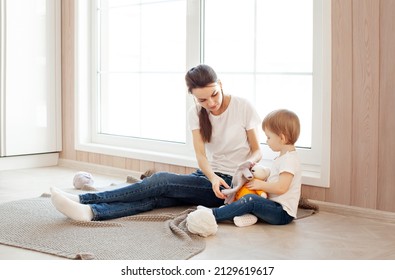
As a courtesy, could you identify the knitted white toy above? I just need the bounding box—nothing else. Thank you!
[186,206,218,237]
[73,171,97,191]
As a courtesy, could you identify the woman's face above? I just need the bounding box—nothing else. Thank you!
[191,82,223,115]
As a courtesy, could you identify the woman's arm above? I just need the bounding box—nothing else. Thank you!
[191,129,230,199]
[245,128,263,163]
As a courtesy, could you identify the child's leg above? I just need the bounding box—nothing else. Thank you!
[213,194,293,225]
[187,195,294,237]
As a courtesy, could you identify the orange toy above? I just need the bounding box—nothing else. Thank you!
[235,165,270,200]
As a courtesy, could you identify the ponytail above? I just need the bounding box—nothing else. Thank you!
[198,108,212,142]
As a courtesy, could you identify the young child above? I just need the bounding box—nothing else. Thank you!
[186,109,302,237]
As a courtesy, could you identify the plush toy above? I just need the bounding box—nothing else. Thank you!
[222,162,270,204]
[186,206,218,237]
[234,164,270,200]
[73,171,97,191]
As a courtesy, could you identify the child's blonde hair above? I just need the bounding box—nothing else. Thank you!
[262,109,300,145]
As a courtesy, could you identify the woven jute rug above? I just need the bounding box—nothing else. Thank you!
[0,182,316,260]
[0,194,205,260]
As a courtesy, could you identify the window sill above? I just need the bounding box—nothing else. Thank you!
[76,142,198,169]
[76,142,329,188]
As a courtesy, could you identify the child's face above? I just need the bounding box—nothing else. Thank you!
[264,128,283,152]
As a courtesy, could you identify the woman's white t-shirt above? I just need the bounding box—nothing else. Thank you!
[188,95,261,176]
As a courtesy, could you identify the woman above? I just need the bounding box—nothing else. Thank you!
[51,64,262,221]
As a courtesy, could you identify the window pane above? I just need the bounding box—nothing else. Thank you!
[140,73,186,142]
[256,0,313,73]
[216,74,255,101]
[99,73,141,136]
[98,0,186,142]
[204,0,255,72]
[204,0,313,148]
[256,74,312,148]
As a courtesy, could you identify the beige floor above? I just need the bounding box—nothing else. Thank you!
[0,165,395,260]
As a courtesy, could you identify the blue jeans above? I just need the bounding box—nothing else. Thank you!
[79,170,229,221]
[213,194,294,225]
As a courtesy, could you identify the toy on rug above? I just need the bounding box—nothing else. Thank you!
[187,206,218,237]
[126,169,156,183]
[73,171,98,191]
[222,162,270,204]
[298,196,319,212]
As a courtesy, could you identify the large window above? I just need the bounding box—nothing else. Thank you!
[97,0,187,143]
[76,0,331,186]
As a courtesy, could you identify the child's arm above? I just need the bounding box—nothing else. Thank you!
[246,172,294,195]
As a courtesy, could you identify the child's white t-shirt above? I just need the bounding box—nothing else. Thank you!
[188,95,261,176]
[268,151,302,218]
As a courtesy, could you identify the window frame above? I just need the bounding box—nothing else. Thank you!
[75,0,331,187]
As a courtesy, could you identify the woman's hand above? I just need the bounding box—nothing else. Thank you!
[211,175,230,199]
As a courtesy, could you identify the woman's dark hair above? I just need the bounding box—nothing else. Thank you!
[185,64,218,143]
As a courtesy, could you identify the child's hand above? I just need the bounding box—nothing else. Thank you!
[246,179,265,191]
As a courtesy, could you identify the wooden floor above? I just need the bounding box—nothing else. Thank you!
[0,165,395,260]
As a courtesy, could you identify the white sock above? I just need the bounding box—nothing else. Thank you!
[233,214,258,227]
[51,187,93,222]
[187,207,218,237]
[50,187,80,202]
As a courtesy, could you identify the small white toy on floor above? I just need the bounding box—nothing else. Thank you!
[73,171,97,191]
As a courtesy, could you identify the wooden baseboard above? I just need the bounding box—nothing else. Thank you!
[312,199,395,223]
